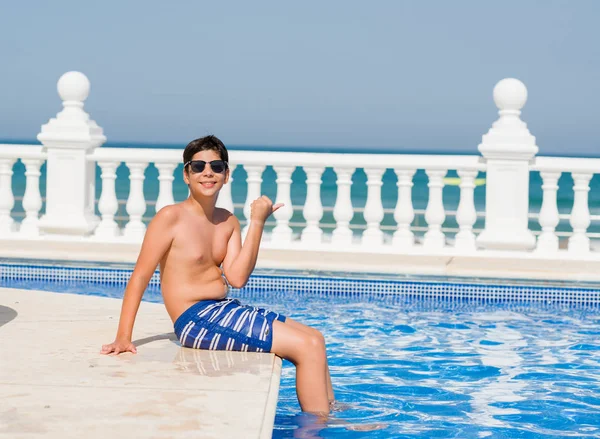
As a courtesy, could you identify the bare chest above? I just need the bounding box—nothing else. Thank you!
[171,220,230,266]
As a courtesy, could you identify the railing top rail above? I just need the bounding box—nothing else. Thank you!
[532,156,600,174]
[89,146,485,171]
[89,147,180,163]
[0,144,46,160]
[230,150,484,170]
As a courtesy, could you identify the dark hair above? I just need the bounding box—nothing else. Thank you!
[183,135,229,165]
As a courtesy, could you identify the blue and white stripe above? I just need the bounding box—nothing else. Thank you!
[174,298,286,353]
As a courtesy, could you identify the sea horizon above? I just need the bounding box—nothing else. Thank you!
[2,138,600,159]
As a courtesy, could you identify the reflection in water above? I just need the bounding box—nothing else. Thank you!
[275,411,388,439]
[173,347,267,377]
[467,319,528,428]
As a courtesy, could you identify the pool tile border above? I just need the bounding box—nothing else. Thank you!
[1,260,599,308]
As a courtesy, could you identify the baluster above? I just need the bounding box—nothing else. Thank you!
[94,161,121,238]
[123,162,148,240]
[393,169,416,248]
[454,170,478,250]
[568,172,592,253]
[242,165,266,239]
[362,167,385,247]
[332,167,355,246]
[19,159,44,236]
[535,171,561,253]
[301,166,325,245]
[271,166,295,244]
[155,163,177,212]
[423,169,447,249]
[0,158,16,234]
[216,163,235,213]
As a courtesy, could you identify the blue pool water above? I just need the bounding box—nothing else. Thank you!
[2,276,600,438]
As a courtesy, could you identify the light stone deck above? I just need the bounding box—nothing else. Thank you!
[0,288,282,439]
[2,237,600,282]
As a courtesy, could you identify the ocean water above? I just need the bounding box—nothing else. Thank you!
[5,141,600,236]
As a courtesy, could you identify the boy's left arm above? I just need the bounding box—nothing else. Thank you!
[222,196,281,288]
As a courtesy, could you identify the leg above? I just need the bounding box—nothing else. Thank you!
[283,318,335,404]
[271,320,330,414]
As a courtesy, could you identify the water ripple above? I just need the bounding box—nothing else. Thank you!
[263,292,600,438]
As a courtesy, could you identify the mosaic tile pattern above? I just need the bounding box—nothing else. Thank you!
[1,262,599,308]
[0,263,160,286]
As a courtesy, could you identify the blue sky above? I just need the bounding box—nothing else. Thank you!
[1,1,599,155]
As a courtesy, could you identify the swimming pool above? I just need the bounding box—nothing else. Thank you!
[2,261,600,438]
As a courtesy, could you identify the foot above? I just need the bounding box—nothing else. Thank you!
[329,400,354,412]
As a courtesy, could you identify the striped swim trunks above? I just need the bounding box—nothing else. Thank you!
[173,298,287,353]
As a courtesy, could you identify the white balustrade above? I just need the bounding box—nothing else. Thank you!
[123,162,149,239]
[271,166,295,244]
[454,170,478,250]
[535,171,561,253]
[423,169,447,249]
[243,165,266,238]
[362,168,385,246]
[568,173,592,253]
[8,71,600,271]
[95,161,121,238]
[215,163,235,213]
[301,166,325,245]
[155,163,177,212]
[19,159,44,236]
[0,159,16,234]
[332,167,355,246]
[393,169,416,248]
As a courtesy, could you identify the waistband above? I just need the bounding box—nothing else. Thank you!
[173,298,236,335]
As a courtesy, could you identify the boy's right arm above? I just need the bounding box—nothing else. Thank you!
[100,207,177,355]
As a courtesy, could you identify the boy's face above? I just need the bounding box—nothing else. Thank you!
[183,149,230,197]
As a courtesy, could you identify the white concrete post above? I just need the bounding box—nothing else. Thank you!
[37,71,106,236]
[535,171,561,253]
[454,169,478,251]
[476,78,538,250]
[215,163,234,214]
[361,167,385,247]
[423,169,447,249]
[271,165,295,244]
[242,165,265,239]
[568,173,592,253]
[392,169,416,248]
[123,162,148,240]
[19,159,44,236]
[155,163,177,212]
[332,167,355,246]
[301,166,325,245]
[94,161,121,238]
[0,158,16,234]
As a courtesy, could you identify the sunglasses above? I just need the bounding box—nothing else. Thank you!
[184,160,229,174]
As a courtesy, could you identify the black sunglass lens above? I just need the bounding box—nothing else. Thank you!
[191,161,206,173]
[211,161,226,173]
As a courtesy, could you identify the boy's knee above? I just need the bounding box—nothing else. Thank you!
[306,332,326,353]
[310,328,326,346]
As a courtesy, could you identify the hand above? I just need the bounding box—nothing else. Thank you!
[250,195,283,223]
[100,338,137,355]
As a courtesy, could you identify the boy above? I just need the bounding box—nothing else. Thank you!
[101,135,334,414]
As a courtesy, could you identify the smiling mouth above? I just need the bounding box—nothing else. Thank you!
[200,182,216,188]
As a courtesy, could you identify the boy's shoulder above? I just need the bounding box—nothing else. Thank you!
[153,203,183,225]
[214,207,239,225]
